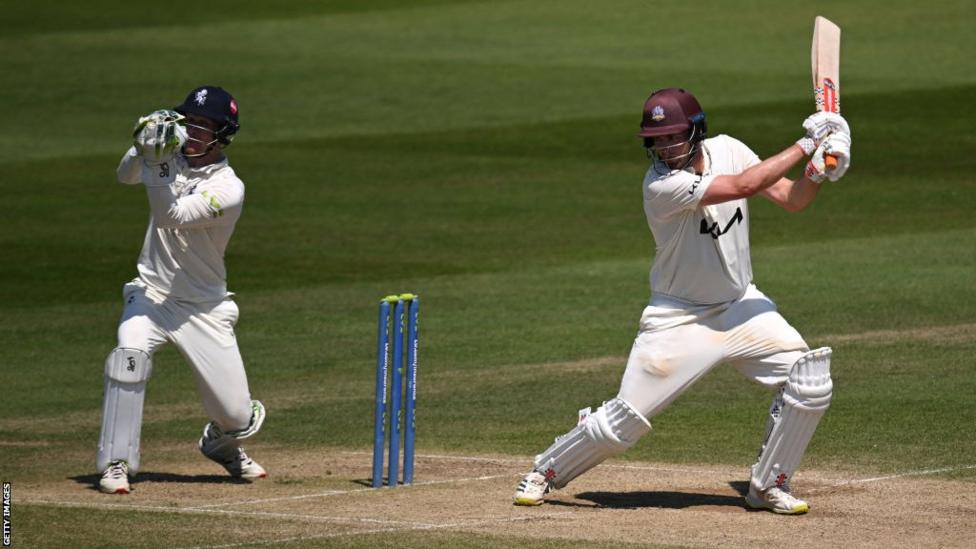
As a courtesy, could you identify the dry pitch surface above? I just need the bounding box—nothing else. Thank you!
[17,446,975,548]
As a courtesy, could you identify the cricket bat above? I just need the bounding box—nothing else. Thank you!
[811,16,841,169]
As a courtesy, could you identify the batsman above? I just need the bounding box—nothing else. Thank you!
[514,88,851,514]
[96,86,267,494]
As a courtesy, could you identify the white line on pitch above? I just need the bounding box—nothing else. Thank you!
[185,473,511,510]
[806,464,976,493]
[180,511,575,549]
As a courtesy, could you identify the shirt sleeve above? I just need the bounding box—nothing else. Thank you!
[643,169,715,221]
[725,135,761,171]
[116,146,143,185]
[145,176,244,229]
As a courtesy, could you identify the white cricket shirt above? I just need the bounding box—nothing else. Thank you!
[117,147,244,303]
[642,135,761,305]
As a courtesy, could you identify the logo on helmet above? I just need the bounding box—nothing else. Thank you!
[194,89,208,106]
[229,99,238,115]
[651,105,665,122]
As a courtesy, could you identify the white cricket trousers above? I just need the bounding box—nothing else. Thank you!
[618,284,809,418]
[116,282,254,431]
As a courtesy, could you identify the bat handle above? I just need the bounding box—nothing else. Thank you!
[825,153,839,170]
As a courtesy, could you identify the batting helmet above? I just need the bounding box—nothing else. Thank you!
[638,88,707,143]
[175,85,240,146]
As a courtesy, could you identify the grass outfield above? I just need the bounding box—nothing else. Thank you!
[1,1,974,547]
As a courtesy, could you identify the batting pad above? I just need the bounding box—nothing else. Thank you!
[97,348,152,474]
[534,398,651,489]
[751,347,832,492]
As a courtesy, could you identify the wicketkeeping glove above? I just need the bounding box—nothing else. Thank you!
[805,131,851,183]
[132,109,187,163]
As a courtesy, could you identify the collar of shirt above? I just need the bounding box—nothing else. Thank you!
[700,142,712,175]
[682,142,712,176]
[184,157,228,178]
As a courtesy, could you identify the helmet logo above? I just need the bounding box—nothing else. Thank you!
[229,99,238,115]
[194,89,208,106]
[651,105,665,122]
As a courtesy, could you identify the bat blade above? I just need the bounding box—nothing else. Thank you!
[812,16,841,169]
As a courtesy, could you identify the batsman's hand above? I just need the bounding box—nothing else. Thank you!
[802,111,851,146]
[805,131,851,183]
[132,109,187,163]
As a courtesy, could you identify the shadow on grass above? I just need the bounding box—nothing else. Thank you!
[553,481,752,510]
[70,472,250,491]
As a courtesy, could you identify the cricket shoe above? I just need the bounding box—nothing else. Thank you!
[513,471,552,506]
[99,460,131,494]
[202,444,267,480]
[223,447,267,480]
[199,422,267,480]
[745,485,809,515]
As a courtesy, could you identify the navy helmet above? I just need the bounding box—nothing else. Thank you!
[175,85,240,146]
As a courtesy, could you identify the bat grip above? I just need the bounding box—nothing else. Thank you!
[825,153,838,170]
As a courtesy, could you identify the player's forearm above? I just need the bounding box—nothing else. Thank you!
[701,144,808,206]
[117,147,143,185]
[786,176,821,211]
[765,175,821,212]
[144,178,241,229]
[145,185,220,229]
[735,145,806,196]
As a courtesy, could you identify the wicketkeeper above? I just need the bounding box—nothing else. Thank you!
[97,86,267,494]
[514,88,851,514]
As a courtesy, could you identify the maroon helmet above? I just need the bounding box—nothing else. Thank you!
[638,88,707,141]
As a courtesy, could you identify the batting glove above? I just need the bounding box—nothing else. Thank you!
[133,109,187,164]
[802,111,851,145]
[805,131,851,183]
[795,136,817,156]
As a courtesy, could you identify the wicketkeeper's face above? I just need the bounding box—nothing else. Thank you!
[183,114,219,156]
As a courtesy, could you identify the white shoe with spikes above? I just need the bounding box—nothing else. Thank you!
[746,485,809,514]
[99,460,131,494]
[513,471,552,506]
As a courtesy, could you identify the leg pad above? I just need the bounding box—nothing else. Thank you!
[97,348,152,474]
[534,398,651,489]
[751,347,832,491]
